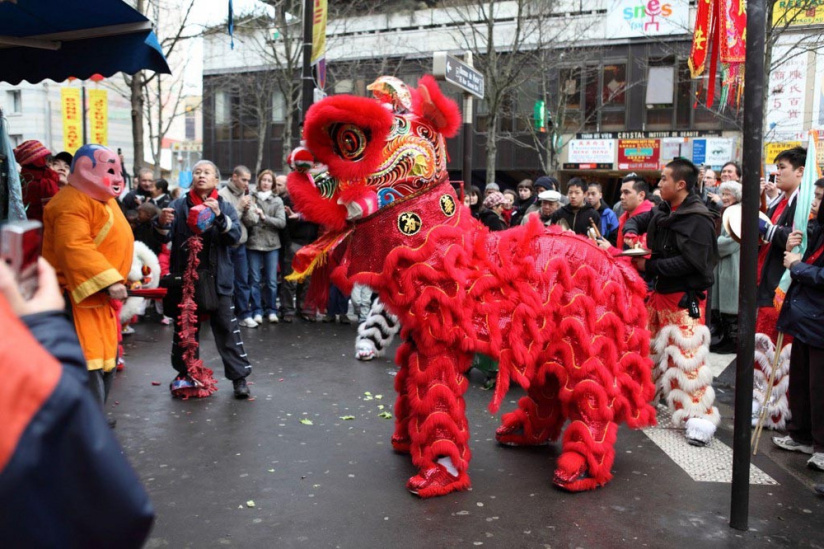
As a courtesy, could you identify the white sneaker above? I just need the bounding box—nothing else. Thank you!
[239,318,259,328]
[808,453,824,471]
[268,313,279,323]
[772,435,814,455]
[253,314,263,324]
[122,325,135,335]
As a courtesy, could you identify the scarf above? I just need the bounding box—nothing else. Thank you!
[189,187,218,207]
[257,190,272,201]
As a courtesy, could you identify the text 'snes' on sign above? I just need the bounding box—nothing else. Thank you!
[433,52,484,99]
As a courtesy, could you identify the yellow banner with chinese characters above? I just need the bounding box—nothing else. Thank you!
[310,0,326,64]
[88,89,108,146]
[772,1,824,26]
[60,87,82,154]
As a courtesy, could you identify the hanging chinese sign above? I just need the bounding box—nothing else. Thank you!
[60,87,82,154]
[688,0,747,108]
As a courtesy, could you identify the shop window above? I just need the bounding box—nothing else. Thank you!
[272,89,286,123]
[602,64,626,105]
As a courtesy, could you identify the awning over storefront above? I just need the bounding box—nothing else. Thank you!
[0,0,170,84]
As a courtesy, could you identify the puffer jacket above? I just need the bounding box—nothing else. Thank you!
[246,191,287,251]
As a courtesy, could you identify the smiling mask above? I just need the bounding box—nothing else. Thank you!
[68,144,125,202]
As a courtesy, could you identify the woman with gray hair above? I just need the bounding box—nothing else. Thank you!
[710,180,742,353]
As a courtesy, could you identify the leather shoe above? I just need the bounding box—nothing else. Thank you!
[233,378,250,399]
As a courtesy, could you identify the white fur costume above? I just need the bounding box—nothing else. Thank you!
[120,241,161,323]
[355,298,400,361]
[752,333,792,430]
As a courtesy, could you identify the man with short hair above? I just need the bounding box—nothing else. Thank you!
[549,178,600,236]
[623,158,720,446]
[756,146,807,340]
[586,183,619,244]
[597,174,653,251]
[720,161,741,182]
[121,168,155,212]
[218,165,258,327]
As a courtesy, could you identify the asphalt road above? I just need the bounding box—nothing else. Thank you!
[111,319,824,548]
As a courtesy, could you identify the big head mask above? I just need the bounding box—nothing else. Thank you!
[68,144,125,202]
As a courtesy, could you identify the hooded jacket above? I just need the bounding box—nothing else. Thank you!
[549,202,601,236]
[246,191,287,251]
[623,193,719,294]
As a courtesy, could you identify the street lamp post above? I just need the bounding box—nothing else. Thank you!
[301,0,314,122]
[730,0,767,531]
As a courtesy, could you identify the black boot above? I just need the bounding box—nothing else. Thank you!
[711,314,737,354]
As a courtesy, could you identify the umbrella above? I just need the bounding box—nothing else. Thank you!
[0,0,170,84]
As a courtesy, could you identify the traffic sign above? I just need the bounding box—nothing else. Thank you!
[433,52,484,99]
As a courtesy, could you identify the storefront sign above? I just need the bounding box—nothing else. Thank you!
[660,137,690,165]
[605,0,690,39]
[562,163,614,170]
[88,89,108,146]
[765,141,802,164]
[60,87,82,155]
[567,139,615,164]
[577,130,721,139]
[704,137,735,167]
[772,0,824,26]
[767,43,808,134]
[618,139,660,170]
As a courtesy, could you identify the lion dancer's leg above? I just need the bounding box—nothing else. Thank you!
[391,340,413,452]
[554,380,618,491]
[496,364,565,446]
[404,343,473,498]
[753,307,793,430]
[648,292,720,446]
[753,335,792,430]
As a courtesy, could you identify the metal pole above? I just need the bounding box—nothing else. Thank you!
[462,53,474,193]
[301,0,314,122]
[81,84,88,145]
[730,0,767,531]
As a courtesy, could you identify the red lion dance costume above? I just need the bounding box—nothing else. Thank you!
[287,76,656,497]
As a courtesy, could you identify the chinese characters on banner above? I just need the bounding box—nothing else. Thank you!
[618,139,660,170]
[767,45,808,135]
[567,139,615,164]
[60,87,82,155]
[88,89,108,146]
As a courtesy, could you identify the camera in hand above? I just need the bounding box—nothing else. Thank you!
[1,220,43,300]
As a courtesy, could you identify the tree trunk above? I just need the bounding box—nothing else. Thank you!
[255,119,269,174]
[130,70,145,179]
[485,113,499,185]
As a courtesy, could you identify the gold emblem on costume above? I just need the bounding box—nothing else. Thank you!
[439,194,456,217]
[398,212,422,236]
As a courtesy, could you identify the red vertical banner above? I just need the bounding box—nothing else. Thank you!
[688,0,713,78]
[721,0,746,64]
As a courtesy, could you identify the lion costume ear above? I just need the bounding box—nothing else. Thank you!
[413,75,462,138]
[303,95,395,182]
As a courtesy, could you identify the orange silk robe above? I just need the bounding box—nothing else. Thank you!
[43,186,134,372]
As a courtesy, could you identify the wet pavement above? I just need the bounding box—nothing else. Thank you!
[111,319,824,548]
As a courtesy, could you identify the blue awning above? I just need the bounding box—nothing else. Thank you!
[0,0,171,84]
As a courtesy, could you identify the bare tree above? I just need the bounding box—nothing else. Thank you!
[446,0,598,184]
[120,0,199,177]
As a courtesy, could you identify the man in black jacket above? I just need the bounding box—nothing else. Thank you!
[157,160,253,399]
[623,158,720,446]
[550,178,600,236]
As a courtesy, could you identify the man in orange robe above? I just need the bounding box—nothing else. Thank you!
[42,144,133,409]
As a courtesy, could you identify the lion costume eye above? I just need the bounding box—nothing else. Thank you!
[331,123,368,161]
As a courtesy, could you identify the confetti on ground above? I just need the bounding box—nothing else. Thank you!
[375,395,383,399]
[378,411,393,419]
[246,500,255,508]
[377,405,385,410]
[300,419,314,425]
[268,469,275,473]
[364,391,372,396]
[151,381,161,386]
[339,415,356,420]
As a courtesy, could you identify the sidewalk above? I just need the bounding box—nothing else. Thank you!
[112,322,823,548]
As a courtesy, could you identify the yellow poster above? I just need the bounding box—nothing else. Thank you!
[88,89,108,146]
[311,0,327,64]
[772,1,824,26]
[764,141,801,164]
[61,87,82,154]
